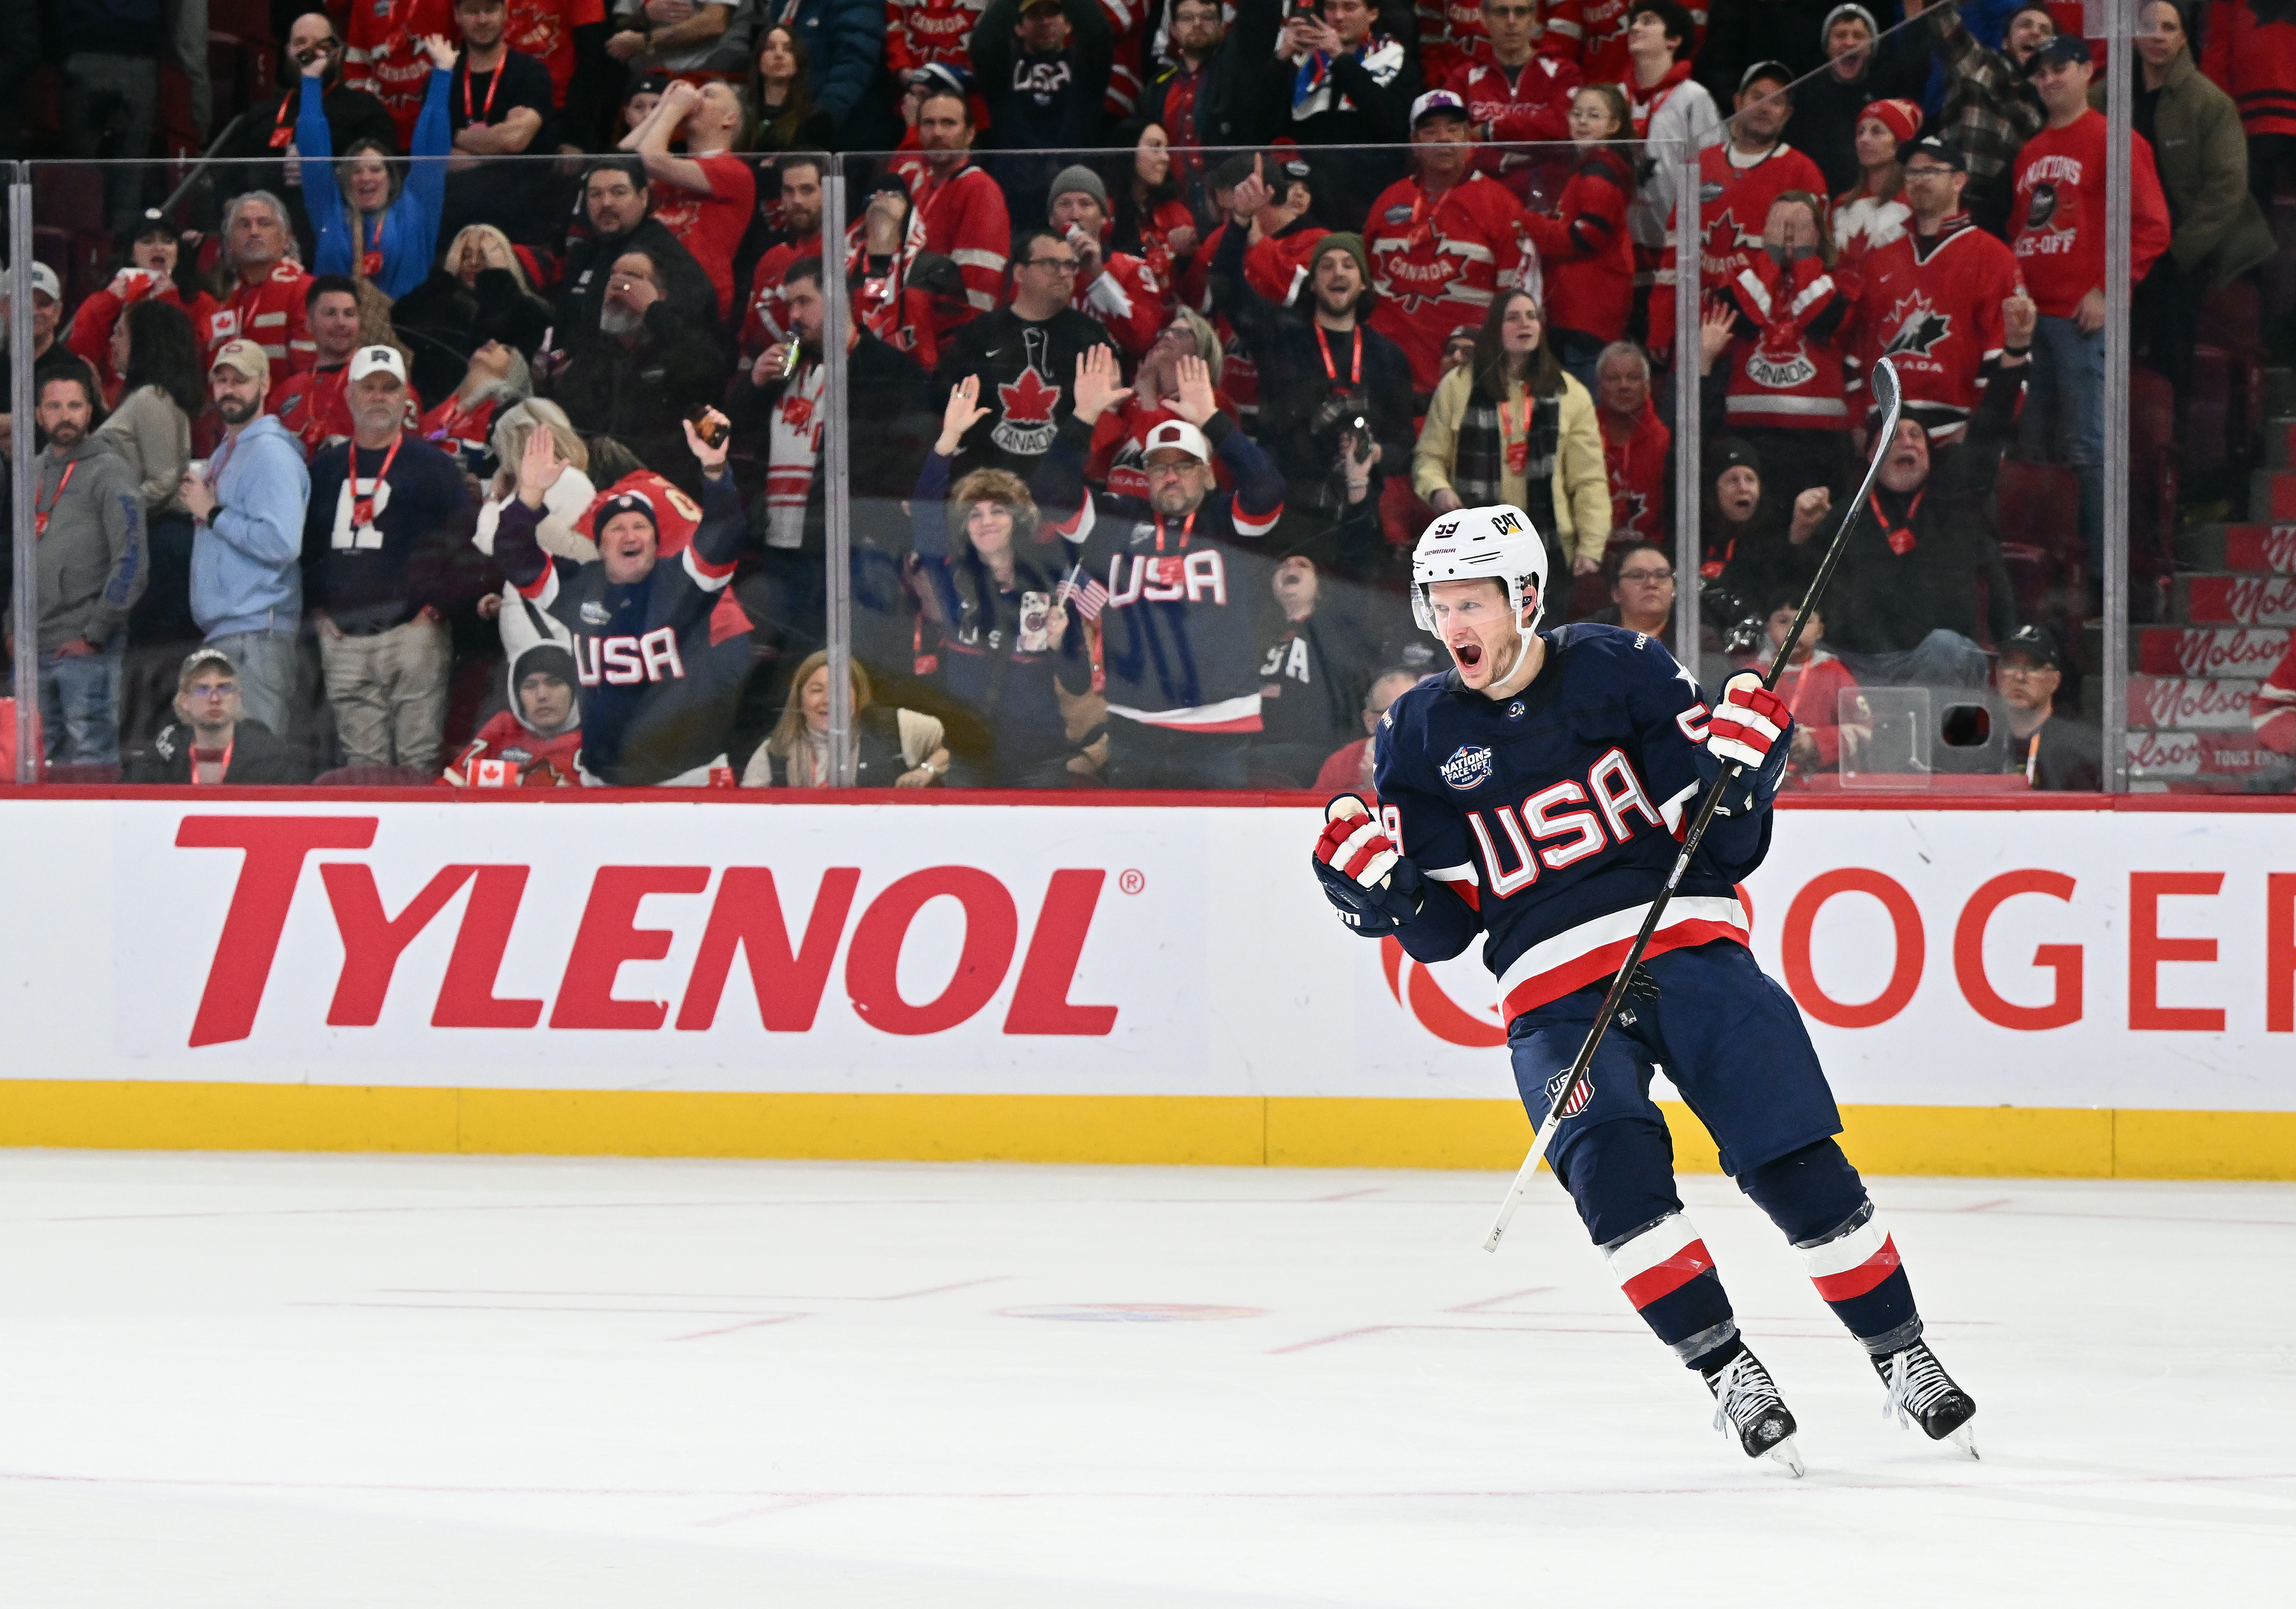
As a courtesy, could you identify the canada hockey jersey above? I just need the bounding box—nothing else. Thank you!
[507,0,602,107]
[1444,53,1583,205]
[206,263,317,374]
[1376,623,1783,1022]
[1034,411,1285,731]
[1662,140,1828,293]
[345,0,454,147]
[1365,171,1530,391]
[897,158,1013,314]
[1069,252,1166,360]
[492,472,753,785]
[886,0,990,78]
[1524,145,1636,340]
[1719,252,1853,431]
[1845,212,2023,442]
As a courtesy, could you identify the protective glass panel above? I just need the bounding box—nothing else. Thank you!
[1838,685,1932,788]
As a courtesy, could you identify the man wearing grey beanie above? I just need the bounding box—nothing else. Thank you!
[1048,164,1167,359]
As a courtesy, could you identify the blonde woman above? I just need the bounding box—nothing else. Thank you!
[1414,287,1611,593]
[391,223,553,401]
[742,651,951,788]
[472,400,596,656]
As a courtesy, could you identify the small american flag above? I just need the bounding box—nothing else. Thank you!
[1057,562,1110,621]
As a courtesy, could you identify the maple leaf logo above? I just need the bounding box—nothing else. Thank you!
[1882,292,1952,359]
[998,364,1063,426]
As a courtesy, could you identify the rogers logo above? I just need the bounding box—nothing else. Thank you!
[1380,937,1504,1048]
[2130,677,2258,729]
[172,817,1117,1049]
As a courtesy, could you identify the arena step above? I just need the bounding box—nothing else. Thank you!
[2266,416,2296,469]
[2131,624,2291,676]
[2171,571,2296,626]
[2127,728,2276,781]
[2250,468,2296,521]
[2124,674,2261,730]
[2174,522,2296,572]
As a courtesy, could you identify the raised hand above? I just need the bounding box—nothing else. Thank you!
[1169,353,1218,426]
[1071,344,1134,426]
[1229,159,1273,226]
[1789,484,1832,543]
[421,33,458,71]
[937,374,991,455]
[516,424,565,508]
[684,407,732,475]
[1708,672,1793,773]
[1699,301,1737,371]
[2003,290,2037,349]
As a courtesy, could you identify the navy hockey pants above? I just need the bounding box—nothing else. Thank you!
[1507,940,1923,1371]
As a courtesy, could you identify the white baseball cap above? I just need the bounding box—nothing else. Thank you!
[347,344,406,384]
[1142,418,1211,465]
[1410,90,1471,128]
[2,261,62,301]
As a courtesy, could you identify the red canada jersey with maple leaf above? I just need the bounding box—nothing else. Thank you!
[886,0,990,78]
[206,264,317,375]
[345,0,456,148]
[1660,141,1827,294]
[1445,54,1583,206]
[1364,172,1530,392]
[507,0,603,106]
[1845,215,2022,443]
[897,158,1013,315]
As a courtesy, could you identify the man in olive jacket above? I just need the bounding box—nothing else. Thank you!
[2099,4,2276,399]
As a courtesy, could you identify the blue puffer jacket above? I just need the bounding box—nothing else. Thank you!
[781,0,885,132]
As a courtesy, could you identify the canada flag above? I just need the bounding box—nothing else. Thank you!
[992,329,1064,457]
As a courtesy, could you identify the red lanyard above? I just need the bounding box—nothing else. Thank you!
[190,740,234,784]
[463,64,502,126]
[35,460,76,537]
[349,434,403,529]
[359,214,384,279]
[1869,486,1924,557]
[270,90,298,149]
[1501,390,1532,475]
[1702,527,1737,580]
[1153,507,1196,552]
[1315,324,1361,387]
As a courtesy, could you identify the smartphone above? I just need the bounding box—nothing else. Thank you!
[687,407,729,448]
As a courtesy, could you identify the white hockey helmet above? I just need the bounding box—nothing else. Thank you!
[1410,504,1551,642]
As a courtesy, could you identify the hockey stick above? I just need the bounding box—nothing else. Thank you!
[1481,357,1903,1253]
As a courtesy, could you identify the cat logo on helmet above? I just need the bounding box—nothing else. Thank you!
[1491,510,1523,536]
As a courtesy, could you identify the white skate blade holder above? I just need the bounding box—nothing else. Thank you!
[1766,1436,1806,1479]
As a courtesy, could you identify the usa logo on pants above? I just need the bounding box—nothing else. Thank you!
[1544,1066,1594,1119]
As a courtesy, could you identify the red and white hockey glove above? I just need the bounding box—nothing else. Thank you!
[1707,673,1793,772]
[1311,796,1424,935]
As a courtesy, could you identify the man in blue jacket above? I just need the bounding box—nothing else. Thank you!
[179,339,310,739]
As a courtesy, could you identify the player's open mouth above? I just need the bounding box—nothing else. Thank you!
[1453,640,1483,669]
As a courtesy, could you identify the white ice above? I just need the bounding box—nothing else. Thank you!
[2,1152,2291,1607]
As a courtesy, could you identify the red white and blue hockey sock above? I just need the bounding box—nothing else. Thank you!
[1793,1201,1922,1356]
[1601,1211,1742,1372]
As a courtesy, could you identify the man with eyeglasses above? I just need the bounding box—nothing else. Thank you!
[130,648,310,785]
[1442,0,1583,206]
[932,223,1116,477]
[1845,136,2024,447]
[1990,623,2099,791]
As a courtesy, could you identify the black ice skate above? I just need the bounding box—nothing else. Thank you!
[1704,1346,1804,1477]
[1874,1340,1978,1458]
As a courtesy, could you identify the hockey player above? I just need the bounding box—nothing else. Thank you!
[1309,501,1977,1472]
[491,409,751,786]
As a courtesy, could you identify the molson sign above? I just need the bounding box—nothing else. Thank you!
[0,799,2290,1111]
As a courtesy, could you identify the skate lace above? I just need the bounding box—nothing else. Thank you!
[1710,1354,1782,1437]
[1883,1346,1957,1427]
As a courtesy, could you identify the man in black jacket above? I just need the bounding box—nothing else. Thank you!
[1820,293,2035,689]
[130,647,311,784]
[210,14,402,260]
[1141,0,1284,171]
[1210,223,1412,574]
[973,0,1114,226]
[1263,0,1419,228]
[544,247,727,481]
[552,158,719,351]
[933,225,1117,480]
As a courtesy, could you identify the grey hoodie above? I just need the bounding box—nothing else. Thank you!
[34,433,145,653]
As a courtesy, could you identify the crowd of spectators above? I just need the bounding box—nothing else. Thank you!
[0,0,2287,792]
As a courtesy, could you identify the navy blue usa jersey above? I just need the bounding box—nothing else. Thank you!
[1375,624,1786,1024]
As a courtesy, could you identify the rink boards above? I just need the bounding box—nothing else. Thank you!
[1,790,2293,1179]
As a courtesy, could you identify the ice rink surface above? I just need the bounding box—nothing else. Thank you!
[2,1152,2291,1607]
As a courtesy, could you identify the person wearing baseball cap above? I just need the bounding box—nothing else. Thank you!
[1992,624,2100,791]
[1036,343,1289,788]
[303,339,473,774]
[1,261,103,454]
[128,647,310,785]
